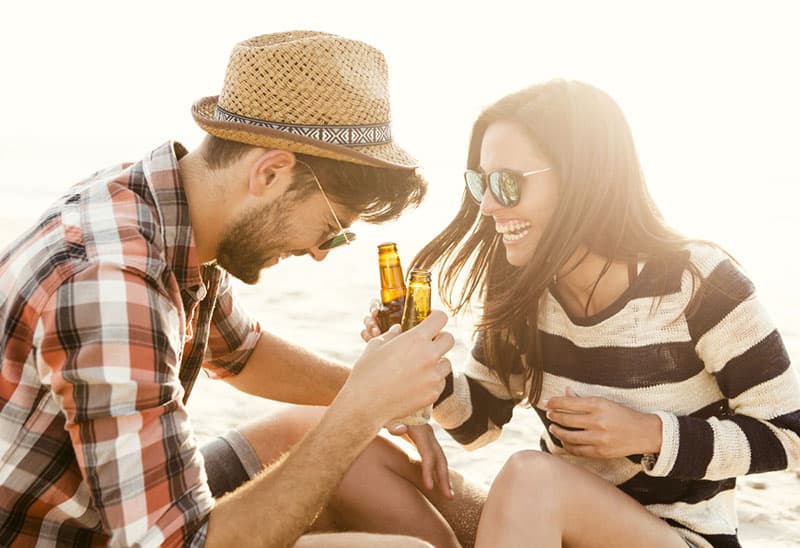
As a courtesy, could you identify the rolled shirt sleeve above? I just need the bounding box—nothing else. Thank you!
[39,262,214,547]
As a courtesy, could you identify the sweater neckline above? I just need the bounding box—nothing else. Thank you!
[548,258,648,327]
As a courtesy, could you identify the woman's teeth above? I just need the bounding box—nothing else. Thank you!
[497,222,532,242]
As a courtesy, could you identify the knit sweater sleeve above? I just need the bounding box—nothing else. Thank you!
[432,331,518,450]
[644,250,800,480]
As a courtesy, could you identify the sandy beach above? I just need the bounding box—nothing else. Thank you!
[2,211,799,546]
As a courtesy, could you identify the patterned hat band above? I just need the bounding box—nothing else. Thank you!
[214,106,392,147]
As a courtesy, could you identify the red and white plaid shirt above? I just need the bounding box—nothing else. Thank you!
[0,142,262,546]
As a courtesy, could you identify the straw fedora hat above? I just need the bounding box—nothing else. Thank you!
[192,31,417,170]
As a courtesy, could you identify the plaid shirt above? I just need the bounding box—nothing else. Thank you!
[0,142,262,547]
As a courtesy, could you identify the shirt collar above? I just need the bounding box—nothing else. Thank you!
[140,141,205,299]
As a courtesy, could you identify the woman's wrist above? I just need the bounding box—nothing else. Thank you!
[642,412,663,454]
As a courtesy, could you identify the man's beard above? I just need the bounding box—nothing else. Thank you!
[216,195,293,284]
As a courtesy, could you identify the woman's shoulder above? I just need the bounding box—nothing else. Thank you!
[681,241,756,312]
[684,241,741,279]
[639,242,753,303]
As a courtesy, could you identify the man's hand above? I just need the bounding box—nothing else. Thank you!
[342,310,453,428]
[387,423,454,499]
[357,307,454,498]
[545,387,663,458]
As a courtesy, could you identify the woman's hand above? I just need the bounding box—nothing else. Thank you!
[360,299,382,342]
[386,422,454,499]
[545,387,663,458]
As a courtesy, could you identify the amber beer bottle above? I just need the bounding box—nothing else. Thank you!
[376,243,406,333]
[400,269,432,332]
[398,269,433,425]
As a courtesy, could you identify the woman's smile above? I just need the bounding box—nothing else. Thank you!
[495,219,533,243]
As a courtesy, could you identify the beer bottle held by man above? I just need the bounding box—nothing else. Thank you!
[397,268,433,425]
[376,243,406,332]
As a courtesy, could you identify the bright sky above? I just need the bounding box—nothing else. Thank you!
[1,0,798,331]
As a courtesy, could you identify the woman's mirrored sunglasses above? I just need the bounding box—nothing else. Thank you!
[464,167,552,208]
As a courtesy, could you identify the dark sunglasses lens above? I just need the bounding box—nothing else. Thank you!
[489,170,520,207]
[318,231,356,250]
[464,171,485,203]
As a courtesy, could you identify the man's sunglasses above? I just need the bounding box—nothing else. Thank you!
[297,160,356,250]
[318,231,355,250]
[464,167,552,208]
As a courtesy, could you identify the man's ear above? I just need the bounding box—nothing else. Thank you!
[247,149,297,197]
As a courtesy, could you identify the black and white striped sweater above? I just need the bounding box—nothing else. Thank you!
[432,243,799,548]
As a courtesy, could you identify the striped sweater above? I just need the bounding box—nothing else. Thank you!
[432,243,800,548]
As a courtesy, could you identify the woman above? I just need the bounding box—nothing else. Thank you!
[364,80,799,547]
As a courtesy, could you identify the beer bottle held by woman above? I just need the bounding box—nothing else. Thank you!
[397,268,433,425]
[376,243,406,332]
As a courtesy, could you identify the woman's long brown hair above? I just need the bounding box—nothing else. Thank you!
[412,80,707,405]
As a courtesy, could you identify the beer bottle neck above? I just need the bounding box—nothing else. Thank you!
[380,263,406,304]
[378,246,405,304]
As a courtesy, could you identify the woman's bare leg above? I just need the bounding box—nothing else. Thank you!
[475,451,688,548]
[330,434,485,548]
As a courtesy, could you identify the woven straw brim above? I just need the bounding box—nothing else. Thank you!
[193,96,418,170]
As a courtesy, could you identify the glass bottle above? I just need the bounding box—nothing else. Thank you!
[398,268,433,425]
[376,243,406,333]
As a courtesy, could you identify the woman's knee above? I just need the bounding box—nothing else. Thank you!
[479,450,567,533]
[332,436,415,504]
[237,405,326,466]
[492,450,566,497]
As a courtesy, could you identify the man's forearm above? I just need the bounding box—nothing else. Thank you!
[207,311,454,546]
[204,397,381,547]
[223,331,350,405]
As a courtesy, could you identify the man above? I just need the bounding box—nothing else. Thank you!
[0,31,483,547]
